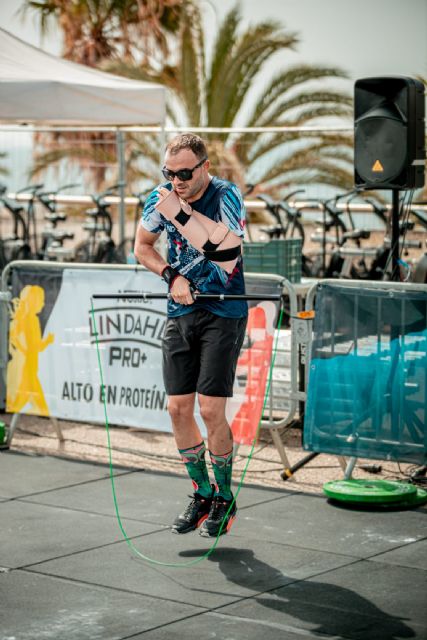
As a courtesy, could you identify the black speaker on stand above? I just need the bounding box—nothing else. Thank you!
[354,76,425,280]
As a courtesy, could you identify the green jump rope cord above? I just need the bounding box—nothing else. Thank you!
[90,300,284,568]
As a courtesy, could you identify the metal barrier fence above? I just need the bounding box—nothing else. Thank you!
[0,262,302,464]
[303,279,427,475]
[0,124,354,195]
[2,261,426,476]
[0,290,9,409]
[0,124,356,250]
[1,125,425,278]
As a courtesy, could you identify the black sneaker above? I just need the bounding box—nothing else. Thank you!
[199,495,237,538]
[171,488,214,534]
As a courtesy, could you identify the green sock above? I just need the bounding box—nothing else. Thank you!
[178,442,212,498]
[209,449,233,501]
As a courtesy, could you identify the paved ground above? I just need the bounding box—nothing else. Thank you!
[1,448,426,640]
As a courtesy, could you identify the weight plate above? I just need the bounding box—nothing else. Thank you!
[323,479,418,503]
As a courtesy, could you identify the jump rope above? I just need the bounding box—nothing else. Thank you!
[90,293,284,568]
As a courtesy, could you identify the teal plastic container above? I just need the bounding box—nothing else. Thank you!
[0,421,6,445]
[243,238,302,282]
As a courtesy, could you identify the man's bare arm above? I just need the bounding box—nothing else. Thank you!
[134,224,194,304]
[134,224,166,276]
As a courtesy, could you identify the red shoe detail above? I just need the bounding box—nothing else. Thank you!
[226,515,236,532]
[197,514,209,527]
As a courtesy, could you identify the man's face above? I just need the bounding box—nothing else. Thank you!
[163,149,209,202]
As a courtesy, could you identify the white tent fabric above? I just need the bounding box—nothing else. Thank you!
[0,28,166,125]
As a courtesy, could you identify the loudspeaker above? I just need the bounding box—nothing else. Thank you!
[354,76,425,190]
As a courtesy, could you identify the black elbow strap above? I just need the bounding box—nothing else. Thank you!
[175,209,191,225]
[202,239,220,252]
[203,245,241,262]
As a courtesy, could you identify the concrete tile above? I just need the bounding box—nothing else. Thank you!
[130,610,307,640]
[23,469,293,526]
[29,530,356,609]
[238,493,427,557]
[371,538,427,571]
[0,569,205,640]
[214,560,427,640]
[0,500,163,568]
[0,450,115,498]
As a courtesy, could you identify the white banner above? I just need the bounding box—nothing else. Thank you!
[6,266,282,441]
[7,268,175,431]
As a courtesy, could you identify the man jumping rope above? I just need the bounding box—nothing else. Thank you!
[134,133,248,537]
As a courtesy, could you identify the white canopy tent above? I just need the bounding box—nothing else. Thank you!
[0,27,167,244]
[0,28,166,126]
[0,30,168,412]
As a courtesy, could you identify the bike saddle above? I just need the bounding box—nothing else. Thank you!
[44,213,67,223]
[259,224,283,238]
[342,229,371,241]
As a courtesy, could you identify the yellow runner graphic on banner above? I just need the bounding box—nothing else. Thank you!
[6,285,54,416]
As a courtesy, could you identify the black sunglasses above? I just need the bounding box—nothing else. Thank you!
[161,156,207,182]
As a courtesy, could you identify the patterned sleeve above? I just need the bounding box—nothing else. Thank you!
[139,187,165,234]
[219,183,246,237]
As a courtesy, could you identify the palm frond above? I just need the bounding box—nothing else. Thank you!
[245,65,350,127]
[246,130,352,166]
[255,91,352,128]
[178,18,202,126]
[207,5,241,108]
[207,20,298,127]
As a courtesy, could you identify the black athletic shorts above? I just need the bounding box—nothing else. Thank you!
[162,309,247,397]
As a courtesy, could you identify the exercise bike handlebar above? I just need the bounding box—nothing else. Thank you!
[15,183,44,197]
[280,188,305,204]
[91,181,127,207]
[37,183,81,212]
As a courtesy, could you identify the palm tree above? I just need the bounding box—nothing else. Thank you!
[19,0,184,65]
[0,153,9,178]
[19,0,187,188]
[20,1,354,195]
[108,3,354,194]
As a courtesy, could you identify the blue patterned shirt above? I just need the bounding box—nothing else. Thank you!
[141,176,247,318]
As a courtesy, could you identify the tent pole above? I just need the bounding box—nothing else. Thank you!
[158,124,167,259]
[159,125,166,169]
[116,129,126,245]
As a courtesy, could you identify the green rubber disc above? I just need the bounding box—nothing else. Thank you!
[395,488,427,508]
[323,479,418,504]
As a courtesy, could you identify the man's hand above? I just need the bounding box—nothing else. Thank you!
[170,275,195,305]
[156,188,192,218]
[156,188,180,216]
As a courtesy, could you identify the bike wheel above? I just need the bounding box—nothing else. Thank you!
[287,219,305,247]
[0,240,7,270]
[73,241,92,263]
[97,240,123,264]
[301,254,315,277]
[115,236,136,264]
[324,251,345,278]
[12,243,33,262]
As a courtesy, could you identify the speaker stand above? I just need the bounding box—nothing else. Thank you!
[391,189,400,281]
